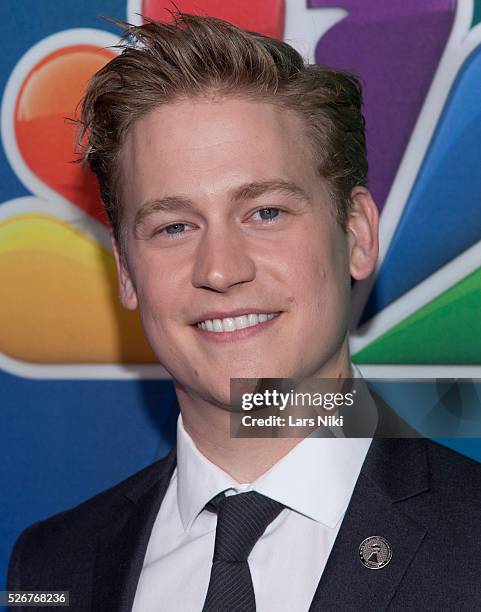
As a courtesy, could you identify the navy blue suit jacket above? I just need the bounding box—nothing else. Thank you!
[8,436,481,611]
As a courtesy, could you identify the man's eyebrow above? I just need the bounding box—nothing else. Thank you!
[231,180,312,204]
[134,196,193,230]
[134,180,311,229]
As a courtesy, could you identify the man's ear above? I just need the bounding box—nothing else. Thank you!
[347,186,379,280]
[111,234,138,310]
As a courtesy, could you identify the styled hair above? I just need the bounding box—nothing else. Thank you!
[78,12,367,244]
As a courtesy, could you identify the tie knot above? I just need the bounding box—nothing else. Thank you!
[208,491,284,563]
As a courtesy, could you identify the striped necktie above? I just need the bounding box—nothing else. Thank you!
[202,491,285,612]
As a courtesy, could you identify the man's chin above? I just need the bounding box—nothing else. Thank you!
[175,366,293,409]
[200,376,282,412]
[202,385,239,412]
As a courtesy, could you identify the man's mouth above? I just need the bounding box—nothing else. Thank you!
[195,312,280,333]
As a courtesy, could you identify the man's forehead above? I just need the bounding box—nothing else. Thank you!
[120,97,319,209]
[124,96,306,152]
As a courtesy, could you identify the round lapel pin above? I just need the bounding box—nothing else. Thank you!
[359,536,392,570]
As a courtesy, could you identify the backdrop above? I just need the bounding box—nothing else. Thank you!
[2,0,481,592]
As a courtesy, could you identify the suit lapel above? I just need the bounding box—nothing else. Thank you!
[92,447,177,612]
[309,438,430,611]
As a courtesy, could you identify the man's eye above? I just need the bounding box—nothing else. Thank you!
[156,223,191,238]
[252,207,281,222]
[165,223,186,234]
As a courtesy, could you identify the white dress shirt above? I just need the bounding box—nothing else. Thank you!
[132,411,372,612]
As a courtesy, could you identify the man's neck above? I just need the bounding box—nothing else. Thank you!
[181,408,302,483]
[176,351,353,483]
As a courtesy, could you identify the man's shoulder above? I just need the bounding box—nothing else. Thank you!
[425,438,481,499]
[364,436,481,523]
[397,438,481,534]
[8,449,176,589]
[33,450,174,534]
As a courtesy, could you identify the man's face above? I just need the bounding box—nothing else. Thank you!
[115,97,376,406]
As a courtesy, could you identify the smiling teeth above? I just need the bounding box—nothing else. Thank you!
[197,313,277,332]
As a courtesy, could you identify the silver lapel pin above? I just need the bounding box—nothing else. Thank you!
[359,536,393,569]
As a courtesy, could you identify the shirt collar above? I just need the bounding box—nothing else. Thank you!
[176,414,371,531]
[177,414,242,531]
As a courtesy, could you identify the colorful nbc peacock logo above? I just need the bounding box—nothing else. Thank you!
[1,0,480,379]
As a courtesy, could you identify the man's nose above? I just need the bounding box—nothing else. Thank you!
[191,227,256,292]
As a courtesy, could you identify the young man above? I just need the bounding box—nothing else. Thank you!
[8,13,481,611]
